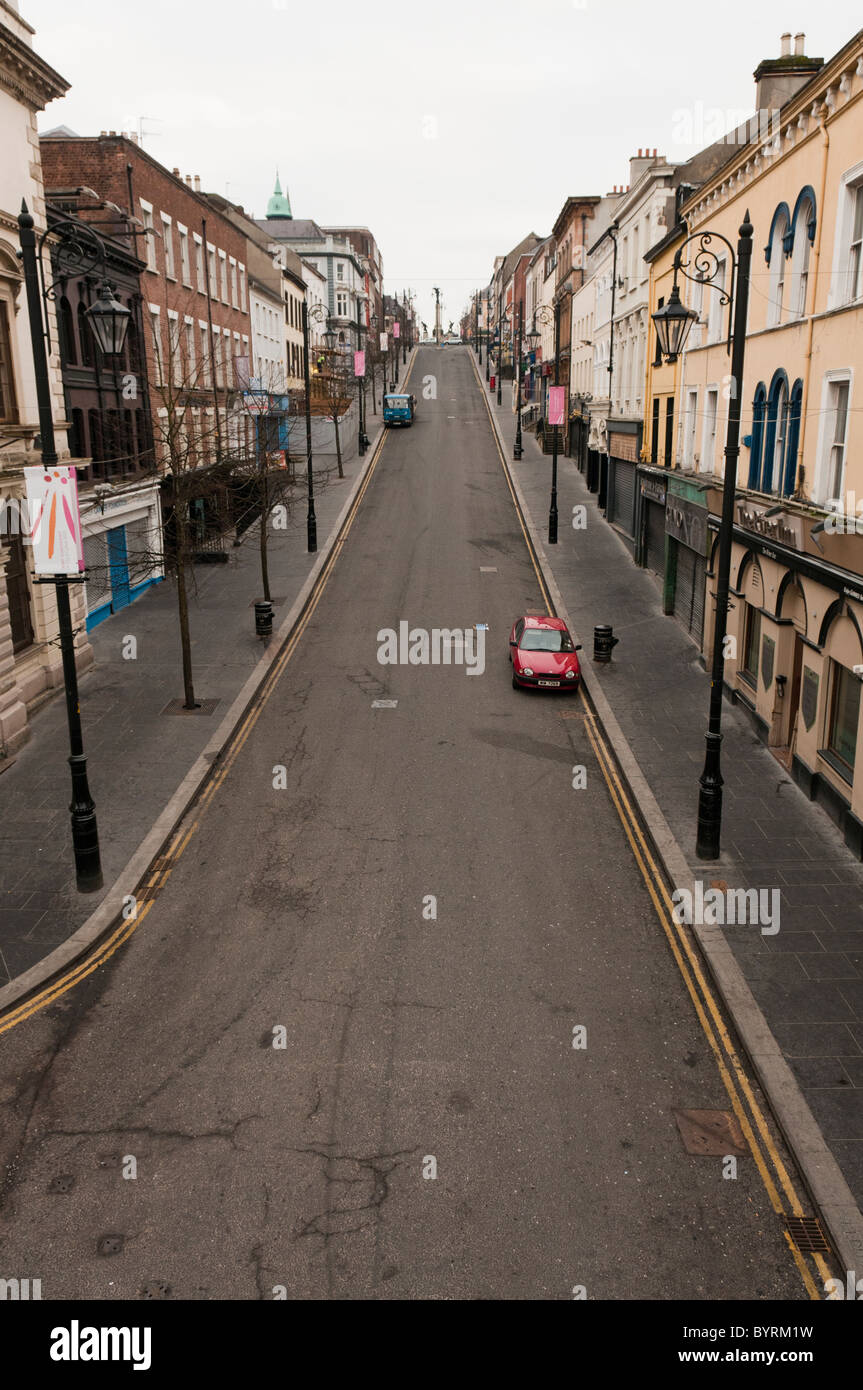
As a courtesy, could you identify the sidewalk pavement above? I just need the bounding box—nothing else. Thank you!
[482,368,863,1212]
[0,403,386,988]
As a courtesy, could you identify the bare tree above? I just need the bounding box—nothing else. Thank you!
[317,349,356,480]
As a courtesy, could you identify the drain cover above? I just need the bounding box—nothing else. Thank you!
[47,1173,75,1194]
[673,1108,748,1156]
[785,1215,831,1253]
[140,1280,172,1299]
[97,1234,124,1257]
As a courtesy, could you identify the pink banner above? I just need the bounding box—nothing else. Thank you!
[548,386,566,427]
[393,321,400,339]
[354,350,365,377]
[380,332,388,352]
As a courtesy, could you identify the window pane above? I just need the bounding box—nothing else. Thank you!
[829,665,860,770]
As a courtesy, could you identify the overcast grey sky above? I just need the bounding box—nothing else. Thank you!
[31,0,862,332]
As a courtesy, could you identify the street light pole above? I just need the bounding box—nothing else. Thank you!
[301,299,317,552]
[17,201,132,893]
[549,296,561,543]
[497,288,504,407]
[513,299,524,460]
[652,213,754,859]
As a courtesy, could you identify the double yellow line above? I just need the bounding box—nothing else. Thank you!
[0,394,400,1037]
[471,351,829,1300]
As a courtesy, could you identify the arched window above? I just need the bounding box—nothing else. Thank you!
[88,408,103,474]
[59,296,77,365]
[771,375,789,493]
[78,300,93,367]
[789,188,816,317]
[762,371,789,494]
[126,309,140,374]
[122,409,135,470]
[748,383,767,489]
[783,380,803,496]
[68,407,85,458]
[766,203,791,327]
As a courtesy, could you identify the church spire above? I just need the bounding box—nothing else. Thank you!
[266,169,292,220]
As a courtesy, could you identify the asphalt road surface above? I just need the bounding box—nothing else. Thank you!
[0,346,811,1300]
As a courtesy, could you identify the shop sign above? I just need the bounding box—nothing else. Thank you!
[640,475,666,505]
[665,495,708,554]
[735,501,804,550]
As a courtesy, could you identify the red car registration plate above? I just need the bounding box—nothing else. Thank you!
[538,679,560,687]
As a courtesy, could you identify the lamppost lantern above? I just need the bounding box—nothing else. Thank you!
[525,325,541,354]
[323,326,337,351]
[651,281,697,363]
[85,281,131,357]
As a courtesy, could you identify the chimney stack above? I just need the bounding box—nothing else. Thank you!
[194,175,201,193]
[754,34,823,114]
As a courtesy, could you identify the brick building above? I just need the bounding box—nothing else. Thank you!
[41,132,255,558]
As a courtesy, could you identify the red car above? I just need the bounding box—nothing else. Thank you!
[509,615,582,691]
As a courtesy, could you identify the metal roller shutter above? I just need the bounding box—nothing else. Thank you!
[645,501,666,577]
[690,554,706,646]
[124,515,154,591]
[673,542,706,646]
[611,459,636,537]
[83,532,111,617]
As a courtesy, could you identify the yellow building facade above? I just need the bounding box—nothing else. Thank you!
[644,29,863,854]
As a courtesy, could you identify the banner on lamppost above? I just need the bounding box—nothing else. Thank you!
[24,465,84,574]
[393,321,400,339]
[354,350,365,377]
[548,386,566,426]
[379,332,388,352]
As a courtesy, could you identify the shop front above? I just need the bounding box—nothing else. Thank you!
[665,483,709,648]
[704,501,863,857]
[636,467,667,579]
[605,421,641,553]
[80,483,164,630]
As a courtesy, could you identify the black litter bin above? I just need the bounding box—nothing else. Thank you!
[255,600,274,639]
[593,624,619,663]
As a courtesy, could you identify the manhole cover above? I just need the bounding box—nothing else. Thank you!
[97,1234,124,1257]
[140,1280,172,1299]
[47,1173,75,1194]
[785,1215,831,1253]
[673,1108,748,1156]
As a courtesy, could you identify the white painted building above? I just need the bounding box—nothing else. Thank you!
[250,279,286,391]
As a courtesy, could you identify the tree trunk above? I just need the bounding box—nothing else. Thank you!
[175,510,199,709]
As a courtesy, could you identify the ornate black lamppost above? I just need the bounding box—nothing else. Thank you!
[512,299,524,460]
[17,201,131,892]
[302,301,334,552]
[652,213,754,860]
[531,288,571,545]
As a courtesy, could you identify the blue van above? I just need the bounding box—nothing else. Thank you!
[383,393,416,427]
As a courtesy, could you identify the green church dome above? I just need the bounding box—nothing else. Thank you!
[266,172,292,220]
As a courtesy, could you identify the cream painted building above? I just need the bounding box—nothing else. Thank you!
[644,29,863,854]
[0,2,90,758]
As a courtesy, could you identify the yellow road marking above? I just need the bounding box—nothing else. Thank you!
[0,361,416,1036]
[469,348,826,1299]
